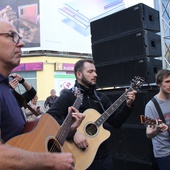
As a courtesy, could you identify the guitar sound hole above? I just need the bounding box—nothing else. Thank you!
[48,139,61,153]
[85,123,97,136]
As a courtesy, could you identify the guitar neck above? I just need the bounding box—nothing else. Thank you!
[95,87,134,127]
[140,115,170,129]
[56,97,82,146]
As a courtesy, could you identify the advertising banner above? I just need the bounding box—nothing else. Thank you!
[0,0,154,53]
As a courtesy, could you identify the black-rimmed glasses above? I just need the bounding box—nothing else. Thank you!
[0,32,22,44]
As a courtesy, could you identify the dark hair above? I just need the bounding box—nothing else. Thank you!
[74,59,94,78]
[155,69,170,85]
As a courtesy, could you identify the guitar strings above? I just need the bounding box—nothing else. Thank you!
[49,90,82,153]
[49,112,73,153]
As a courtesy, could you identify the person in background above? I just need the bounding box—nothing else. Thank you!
[47,59,137,170]
[25,94,43,121]
[44,89,58,109]
[145,69,170,170]
[0,18,85,170]
[9,72,36,106]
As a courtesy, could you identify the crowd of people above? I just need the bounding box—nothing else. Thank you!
[0,16,169,170]
[9,74,64,121]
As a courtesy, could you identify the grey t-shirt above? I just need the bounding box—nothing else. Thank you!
[145,96,170,158]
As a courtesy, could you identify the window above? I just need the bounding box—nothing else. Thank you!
[13,71,37,94]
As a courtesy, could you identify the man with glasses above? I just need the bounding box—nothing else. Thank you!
[0,32,22,44]
[0,18,84,170]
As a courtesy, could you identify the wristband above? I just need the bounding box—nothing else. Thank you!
[19,78,25,84]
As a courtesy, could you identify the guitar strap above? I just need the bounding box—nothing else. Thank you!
[94,90,106,112]
[13,89,40,117]
[152,97,170,136]
[74,82,106,112]
[151,97,166,124]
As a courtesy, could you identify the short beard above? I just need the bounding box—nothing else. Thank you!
[81,74,96,88]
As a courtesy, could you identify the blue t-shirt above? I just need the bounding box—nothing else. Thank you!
[0,74,26,142]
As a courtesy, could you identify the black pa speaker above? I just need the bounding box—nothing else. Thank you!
[92,30,162,66]
[109,127,153,162]
[96,57,162,88]
[91,3,160,43]
[108,126,158,170]
[100,88,159,170]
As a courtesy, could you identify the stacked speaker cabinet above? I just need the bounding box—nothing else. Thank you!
[90,3,162,88]
[90,3,161,170]
[96,57,162,87]
[101,87,159,170]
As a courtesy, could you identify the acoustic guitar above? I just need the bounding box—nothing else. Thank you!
[6,88,82,155]
[66,76,144,170]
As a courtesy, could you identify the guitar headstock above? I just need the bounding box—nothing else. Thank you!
[131,76,144,89]
[140,115,157,125]
[74,87,83,102]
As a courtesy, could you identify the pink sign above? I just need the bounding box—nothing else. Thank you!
[62,63,75,71]
[12,62,43,72]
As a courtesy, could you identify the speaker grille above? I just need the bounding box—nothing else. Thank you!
[92,30,161,66]
[91,3,160,43]
[96,58,162,88]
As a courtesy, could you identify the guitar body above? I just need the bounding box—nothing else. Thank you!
[66,108,111,170]
[6,114,71,153]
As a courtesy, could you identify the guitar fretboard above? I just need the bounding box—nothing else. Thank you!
[95,87,134,127]
[56,97,82,146]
